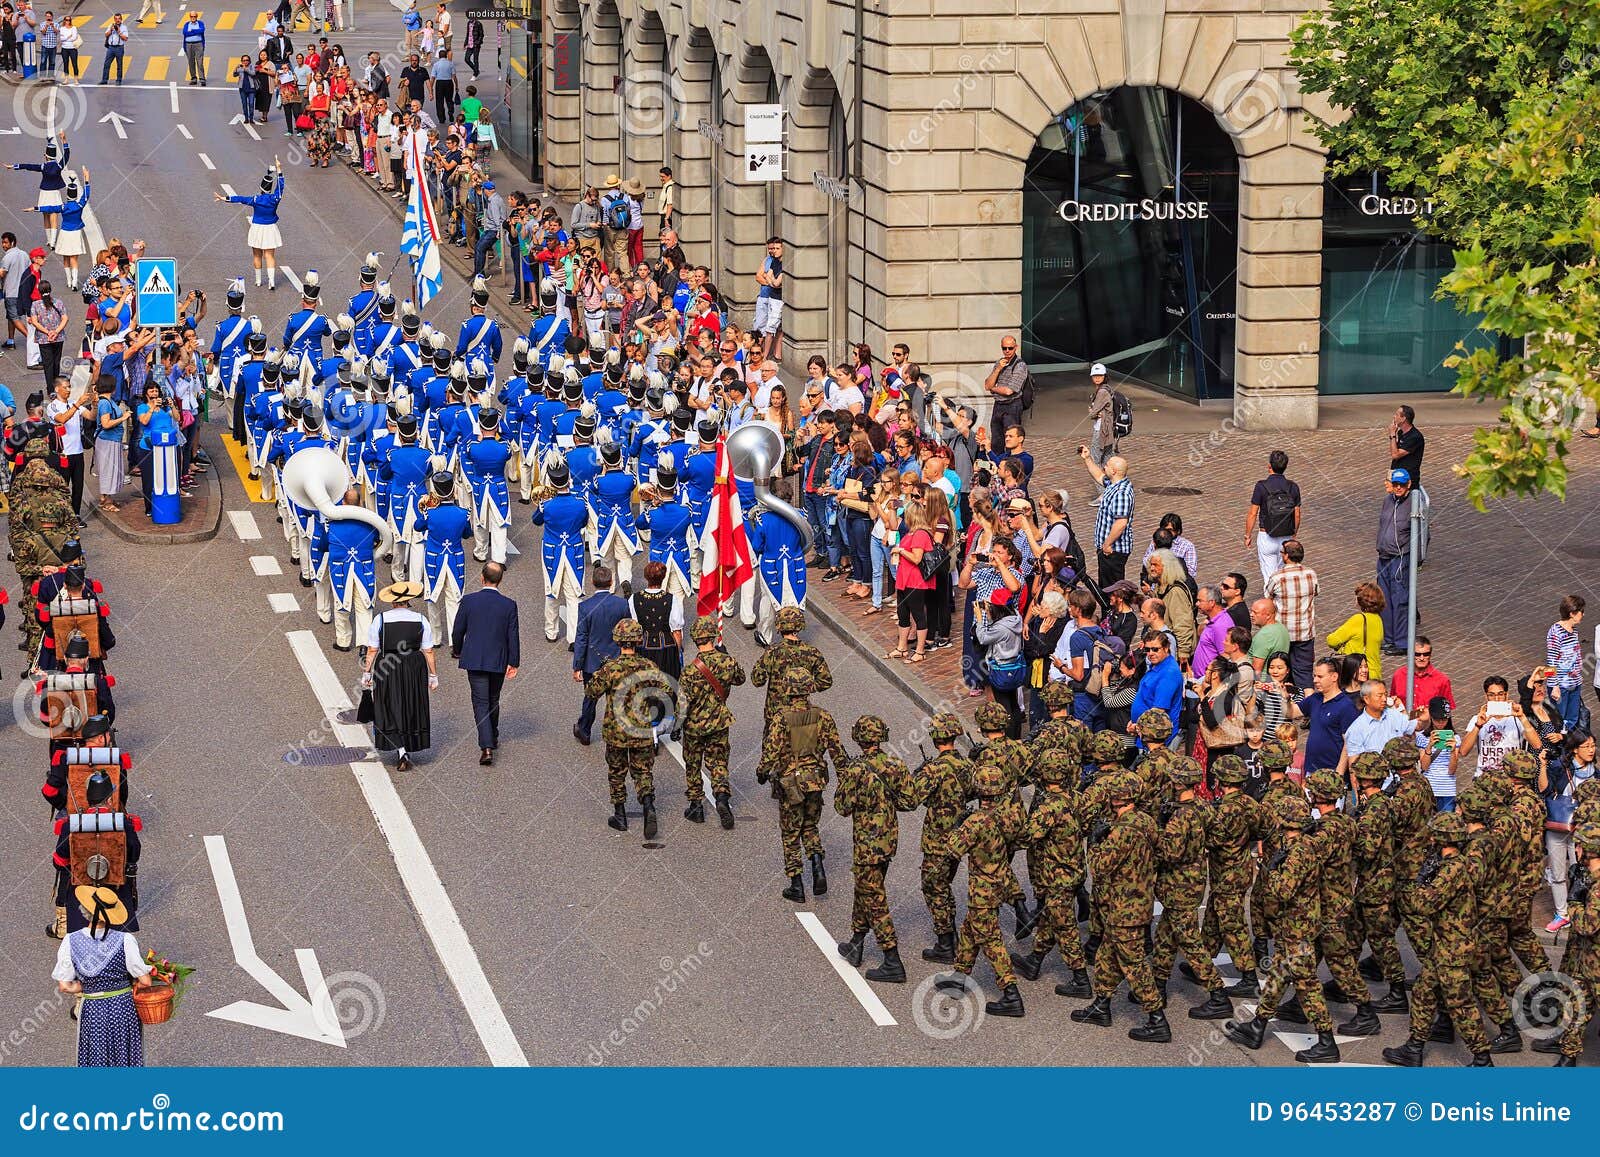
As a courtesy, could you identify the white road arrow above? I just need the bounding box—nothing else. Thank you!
[99,111,133,140]
[203,834,346,1047]
[0,127,20,136]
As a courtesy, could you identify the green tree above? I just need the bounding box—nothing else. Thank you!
[1292,0,1600,508]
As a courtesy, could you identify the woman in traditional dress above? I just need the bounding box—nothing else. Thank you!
[8,134,69,246]
[51,885,154,1068]
[361,579,437,772]
[215,161,286,290]
[42,167,93,291]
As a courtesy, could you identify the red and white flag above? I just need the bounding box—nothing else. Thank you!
[696,435,754,617]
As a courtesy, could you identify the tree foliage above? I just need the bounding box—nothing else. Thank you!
[1292,0,1600,509]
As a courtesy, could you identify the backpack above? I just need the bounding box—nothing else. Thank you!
[1020,369,1036,412]
[1049,518,1087,584]
[1076,626,1126,696]
[1261,478,1297,539]
[1111,389,1134,438]
[604,196,630,231]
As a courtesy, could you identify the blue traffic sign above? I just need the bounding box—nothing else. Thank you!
[136,258,178,326]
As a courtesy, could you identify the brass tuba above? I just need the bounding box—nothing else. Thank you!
[282,446,395,559]
[724,420,812,556]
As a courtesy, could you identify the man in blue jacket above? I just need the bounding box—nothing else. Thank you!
[451,561,520,765]
[571,564,630,746]
[1128,629,1183,747]
[180,12,206,84]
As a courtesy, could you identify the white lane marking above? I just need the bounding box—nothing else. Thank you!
[280,266,303,293]
[170,81,180,113]
[176,122,193,139]
[229,509,261,540]
[794,912,898,1027]
[99,111,132,139]
[268,593,299,613]
[250,555,283,576]
[659,735,712,800]
[244,122,262,142]
[204,835,345,1046]
[198,152,216,170]
[220,182,236,197]
[286,630,531,1066]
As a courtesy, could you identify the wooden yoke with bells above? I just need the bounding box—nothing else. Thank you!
[41,671,97,740]
[68,811,129,888]
[45,593,105,659]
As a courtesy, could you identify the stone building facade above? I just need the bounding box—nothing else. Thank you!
[542,0,1459,429]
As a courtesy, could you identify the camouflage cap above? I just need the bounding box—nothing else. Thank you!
[1455,782,1493,824]
[1474,774,1513,808]
[689,615,720,644]
[1383,735,1419,770]
[1502,748,1537,781]
[1040,682,1075,710]
[975,702,1011,732]
[1260,738,1294,771]
[781,665,814,698]
[1089,730,1127,765]
[612,619,643,646]
[1034,749,1077,786]
[1103,771,1142,803]
[1166,756,1205,787]
[1210,754,1247,786]
[1576,776,1600,806]
[972,762,1008,798]
[1135,708,1173,742]
[775,606,806,634]
[1270,794,1312,831]
[1351,752,1389,782]
[852,715,889,746]
[1574,820,1600,852]
[1305,769,1345,802]
[927,712,965,744]
[1429,811,1469,846]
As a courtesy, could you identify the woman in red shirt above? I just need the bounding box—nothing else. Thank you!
[888,499,936,663]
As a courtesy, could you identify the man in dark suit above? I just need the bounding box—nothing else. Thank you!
[450,562,520,765]
[571,565,630,746]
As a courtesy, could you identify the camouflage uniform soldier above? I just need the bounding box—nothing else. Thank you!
[1502,749,1552,977]
[1032,682,1087,760]
[937,761,1028,1018]
[1132,708,1177,813]
[1071,771,1169,1041]
[835,715,915,982]
[1151,755,1235,1020]
[9,457,76,663]
[912,712,975,963]
[1304,769,1381,1035]
[973,700,1036,937]
[678,614,746,828]
[1202,755,1264,995]
[1456,779,1523,1053]
[1079,729,1134,961]
[1383,734,1434,984]
[586,619,674,839]
[1252,743,1300,963]
[1549,820,1600,1065]
[1341,753,1409,1019]
[1381,812,1496,1066]
[750,607,832,780]
[1009,749,1091,997]
[761,665,845,902]
[1226,794,1342,1063]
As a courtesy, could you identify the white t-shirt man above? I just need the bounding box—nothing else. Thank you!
[828,382,865,415]
[752,373,782,411]
[1473,716,1523,776]
[45,395,84,456]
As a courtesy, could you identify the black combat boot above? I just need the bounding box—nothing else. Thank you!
[810,853,827,896]
[986,984,1025,1018]
[1189,988,1235,1020]
[1428,1012,1454,1044]
[1128,1009,1171,1043]
[1010,949,1047,981]
[1296,1031,1341,1064]
[1532,1035,1564,1055]
[1487,1021,1523,1053]
[1069,996,1113,1026]
[714,793,734,830]
[1337,1002,1382,1036]
[1274,995,1309,1024]
[1013,899,1037,940]
[837,932,866,968]
[921,932,956,964]
[1553,1055,1578,1067]
[1224,970,1259,997]
[641,794,658,840]
[865,947,906,983]
[1382,1037,1426,1067]
[1322,979,1352,1004]
[1178,961,1200,983]
[1223,1014,1268,1050]
[1358,954,1384,981]
[782,874,805,902]
[934,973,970,993]
[1055,969,1092,998]
[1075,886,1090,924]
[607,804,628,832]
[1371,981,1408,1013]
[683,799,706,823]
[1467,1052,1494,1067]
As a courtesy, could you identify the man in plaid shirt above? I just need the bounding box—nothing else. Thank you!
[1264,537,1318,690]
[1080,449,1134,588]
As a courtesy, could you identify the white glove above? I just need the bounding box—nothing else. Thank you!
[427,673,439,691]
[359,671,373,690]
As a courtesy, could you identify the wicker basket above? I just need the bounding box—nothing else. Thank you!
[132,982,174,1026]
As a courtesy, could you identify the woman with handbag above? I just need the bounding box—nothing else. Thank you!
[1546,730,1595,932]
[1022,588,1070,734]
[922,485,956,648]
[974,587,1026,738]
[1196,654,1257,766]
[887,499,935,663]
[839,439,877,600]
[864,471,901,616]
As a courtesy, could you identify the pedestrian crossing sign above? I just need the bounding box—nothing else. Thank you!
[136,258,178,326]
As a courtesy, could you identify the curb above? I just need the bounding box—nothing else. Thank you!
[87,428,224,545]
[807,591,944,720]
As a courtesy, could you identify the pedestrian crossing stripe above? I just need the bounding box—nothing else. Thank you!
[98,10,336,32]
[144,54,168,80]
[216,11,238,28]
[140,265,173,296]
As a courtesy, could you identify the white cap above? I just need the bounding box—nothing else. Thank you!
[1090,363,1107,377]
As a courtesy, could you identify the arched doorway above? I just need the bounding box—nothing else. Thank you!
[1022,87,1240,400]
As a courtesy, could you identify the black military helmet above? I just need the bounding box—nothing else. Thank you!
[84,770,115,807]
[63,631,91,661]
[81,713,112,741]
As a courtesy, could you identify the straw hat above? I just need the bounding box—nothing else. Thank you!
[603,174,621,189]
[621,177,645,197]
[379,580,424,604]
[74,885,129,928]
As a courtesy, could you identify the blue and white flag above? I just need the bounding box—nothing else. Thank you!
[400,131,443,309]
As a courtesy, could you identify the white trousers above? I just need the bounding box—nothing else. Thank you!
[544,568,582,642]
[473,504,508,565]
[425,573,463,646]
[722,573,757,628]
[1256,530,1288,587]
[322,579,373,650]
[595,533,636,587]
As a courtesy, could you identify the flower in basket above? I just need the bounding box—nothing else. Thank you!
[144,948,197,990]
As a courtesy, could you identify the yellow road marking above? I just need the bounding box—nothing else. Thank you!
[216,11,238,29]
[144,55,169,80]
[253,11,268,28]
[222,432,268,504]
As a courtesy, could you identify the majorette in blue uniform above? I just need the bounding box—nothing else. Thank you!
[218,161,286,289]
[531,450,588,644]
[10,134,69,245]
[347,253,384,354]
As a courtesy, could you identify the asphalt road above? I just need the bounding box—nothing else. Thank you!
[0,43,1585,1069]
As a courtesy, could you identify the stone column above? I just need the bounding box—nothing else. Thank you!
[541,1,583,198]
[581,6,622,187]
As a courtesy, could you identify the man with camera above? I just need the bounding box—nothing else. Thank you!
[982,334,1030,445]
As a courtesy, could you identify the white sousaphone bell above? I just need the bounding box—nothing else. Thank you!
[281,446,395,559]
[724,420,813,557]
